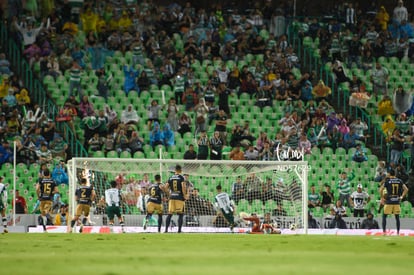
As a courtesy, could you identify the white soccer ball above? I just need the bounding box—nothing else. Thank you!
[289,223,297,231]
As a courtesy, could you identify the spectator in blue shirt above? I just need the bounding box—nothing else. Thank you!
[123,65,139,95]
[161,123,175,150]
[342,128,360,151]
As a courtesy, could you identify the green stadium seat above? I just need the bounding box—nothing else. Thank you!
[133,151,145,159]
[119,151,131,158]
[302,36,313,48]
[237,199,250,213]
[245,53,254,64]
[106,151,118,158]
[264,200,276,213]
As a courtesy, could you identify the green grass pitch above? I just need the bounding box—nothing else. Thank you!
[1,234,413,274]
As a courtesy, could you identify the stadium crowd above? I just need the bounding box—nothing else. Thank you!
[0,0,413,226]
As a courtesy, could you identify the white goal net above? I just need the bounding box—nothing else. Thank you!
[67,158,309,232]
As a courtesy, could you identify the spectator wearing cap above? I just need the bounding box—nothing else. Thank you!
[350,183,370,217]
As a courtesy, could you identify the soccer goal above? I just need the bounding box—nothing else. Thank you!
[67,158,310,233]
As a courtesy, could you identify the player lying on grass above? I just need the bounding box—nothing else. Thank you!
[243,213,281,234]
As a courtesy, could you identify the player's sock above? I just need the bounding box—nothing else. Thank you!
[2,217,7,233]
[165,214,172,232]
[70,220,76,228]
[143,215,150,230]
[378,204,383,214]
[396,215,401,235]
[178,214,183,233]
[382,214,387,233]
[158,215,163,233]
[229,215,235,231]
[79,218,87,233]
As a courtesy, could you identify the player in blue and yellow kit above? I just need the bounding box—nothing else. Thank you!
[143,174,165,232]
[379,169,409,235]
[70,178,96,233]
[36,169,58,232]
[164,165,188,233]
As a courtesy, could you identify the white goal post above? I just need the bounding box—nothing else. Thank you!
[67,158,310,232]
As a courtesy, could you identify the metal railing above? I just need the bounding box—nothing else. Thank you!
[287,21,386,156]
[0,23,88,157]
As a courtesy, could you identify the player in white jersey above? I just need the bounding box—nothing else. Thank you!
[105,181,125,229]
[350,183,370,217]
[215,185,235,232]
[0,176,8,233]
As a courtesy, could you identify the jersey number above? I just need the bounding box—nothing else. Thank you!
[172,180,178,192]
[43,183,51,195]
[391,184,399,196]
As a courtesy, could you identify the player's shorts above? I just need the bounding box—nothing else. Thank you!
[106,205,121,220]
[147,202,163,214]
[40,200,52,213]
[75,204,91,217]
[168,199,185,214]
[384,204,401,215]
